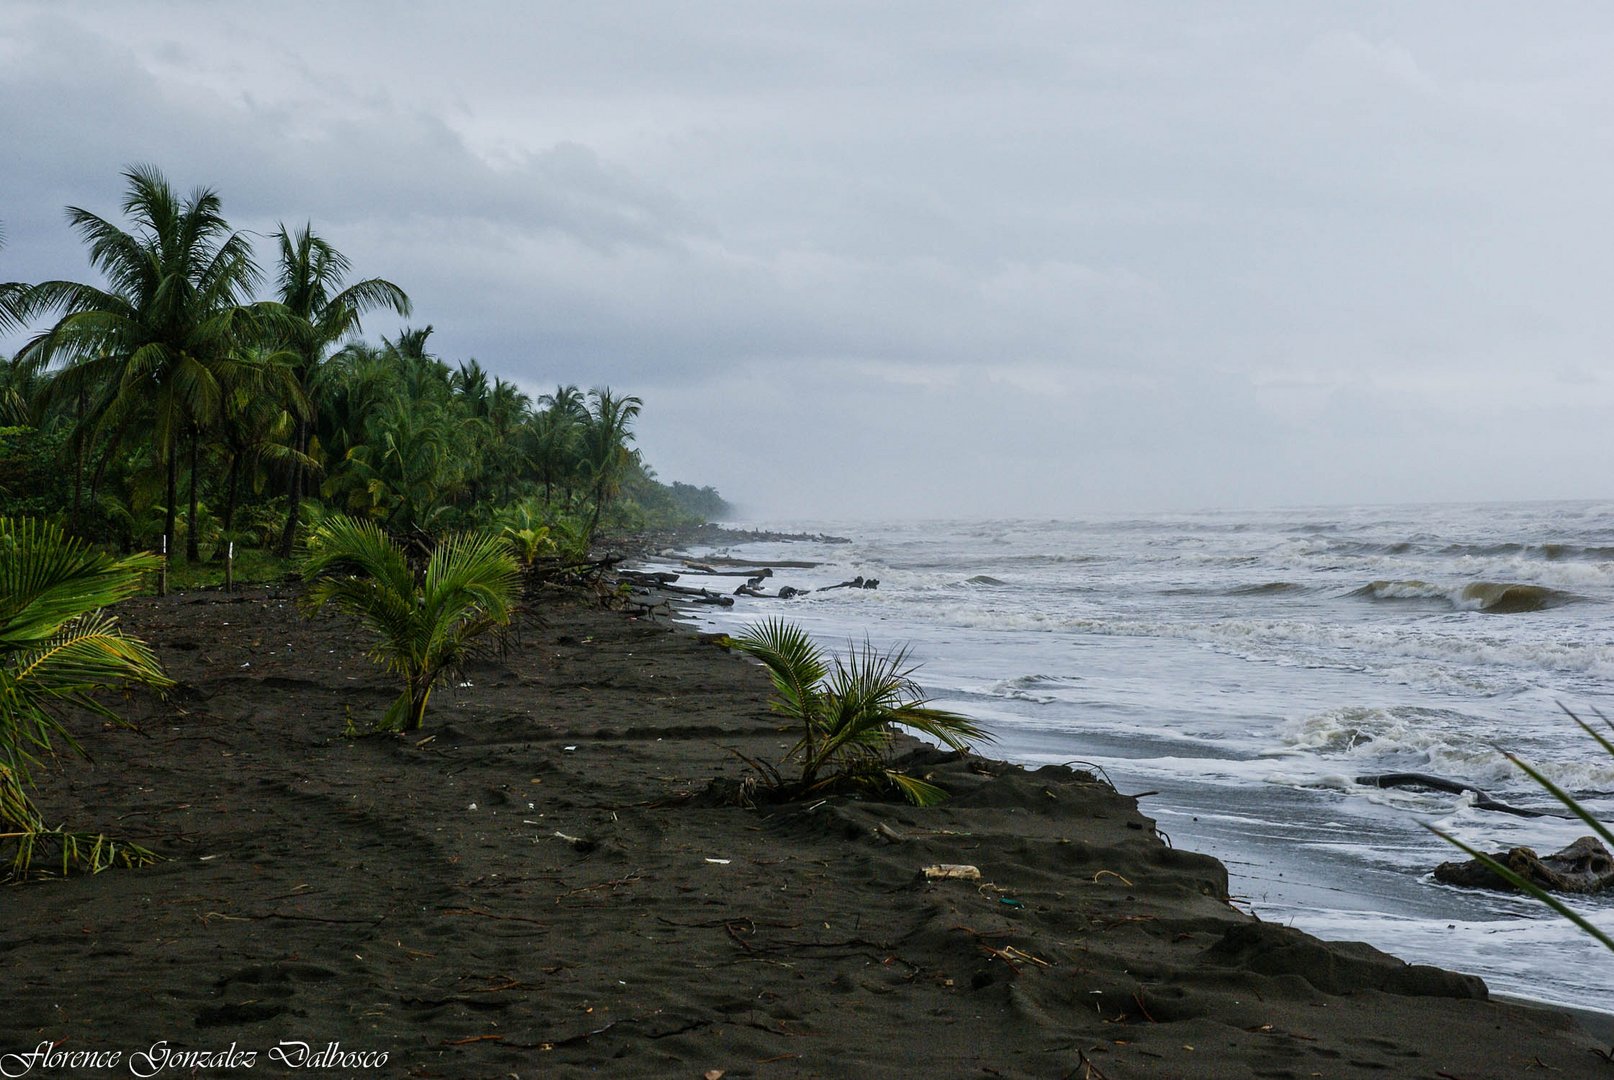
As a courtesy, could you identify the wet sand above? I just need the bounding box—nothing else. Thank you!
[2,586,1608,1078]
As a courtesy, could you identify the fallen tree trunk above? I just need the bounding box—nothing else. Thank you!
[681,556,823,569]
[1355,772,1559,818]
[733,583,806,599]
[617,569,681,586]
[819,576,879,591]
[680,565,776,578]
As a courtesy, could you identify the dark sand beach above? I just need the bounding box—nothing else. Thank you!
[3,585,1609,1078]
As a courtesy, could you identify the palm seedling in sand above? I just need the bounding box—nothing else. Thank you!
[731,618,991,805]
[300,515,520,731]
[0,517,171,876]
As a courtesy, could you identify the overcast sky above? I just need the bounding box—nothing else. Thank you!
[4,2,1613,520]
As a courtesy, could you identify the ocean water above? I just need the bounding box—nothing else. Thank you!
[650,501,1614,1016]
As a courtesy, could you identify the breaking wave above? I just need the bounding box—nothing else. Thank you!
[1352,580,1582,613]
[1283,537,1614,563]
[980,673,1078,704]
[1162,581,1309,598]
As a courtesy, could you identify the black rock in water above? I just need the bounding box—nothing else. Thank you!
[1434,836,1614,894]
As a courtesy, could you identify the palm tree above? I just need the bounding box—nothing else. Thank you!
[0,516,171,875]
[215,346,310,555]
[542,384,588,423]
[528,386,586,503]
[449,359,496,507]
[11,165,271,559]
[339,393,470,530]
[0,353,47,427]
[484,377,534,506]
[579,387,642,540]
[272,223,410,556]
[731,619,992,805]
[300,515,519,731]
[1,221,25,333]
[448,362,536,509]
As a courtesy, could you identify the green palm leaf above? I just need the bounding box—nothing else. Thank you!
[302,515,519,731]
[1,517,171,877]
[732,618,827,726]
[732,621,991,805]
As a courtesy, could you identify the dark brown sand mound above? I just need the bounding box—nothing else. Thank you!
[2,587,1606,1078]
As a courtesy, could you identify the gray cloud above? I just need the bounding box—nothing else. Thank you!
[5,2,1614,518]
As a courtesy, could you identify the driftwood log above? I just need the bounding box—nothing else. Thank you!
[617,569,681,586]
[734,583,807,599]
[623,579,735,607]
[819,576,880,591]
[1356,772,1559,817]
[1435,836,1614,894]
[681,555,824,569]
[680,565,775,578]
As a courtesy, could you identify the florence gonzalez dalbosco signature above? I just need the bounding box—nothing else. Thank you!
[0,1040,389,1076]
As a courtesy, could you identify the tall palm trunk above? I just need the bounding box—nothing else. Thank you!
[217,450,242,561]
[277,417,308,558]
[186,426,202,562]
[163,445,178,565]
[69,390,86,537]
[585,482,606,541]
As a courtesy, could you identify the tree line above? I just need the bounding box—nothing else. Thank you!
[0,165,731,563]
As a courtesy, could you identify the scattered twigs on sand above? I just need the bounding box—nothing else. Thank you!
[438,906,547,926]
[440,1018,638,1051]
[981,943,1053,971]
[560,870,646,898]
[1072,1047,1113,1080]
[200,909,385,926]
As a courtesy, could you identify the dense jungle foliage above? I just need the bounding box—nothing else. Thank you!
[0,166,731,570]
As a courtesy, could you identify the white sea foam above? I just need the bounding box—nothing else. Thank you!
[684,501,1614,1009]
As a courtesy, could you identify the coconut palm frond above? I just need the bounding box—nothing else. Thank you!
[424,530,521,624]
[0,519,159,648]
[1,516,170,878]
[885,771,950,808]
[301,515,519,731]
[1,825,159,879]
[886,704,990,754]
[732,618,827,725]
[10,611,170,705]
[1561,703,1614,762]
[731,620,991,805]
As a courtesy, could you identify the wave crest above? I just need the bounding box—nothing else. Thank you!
[1353,579,1580,613]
